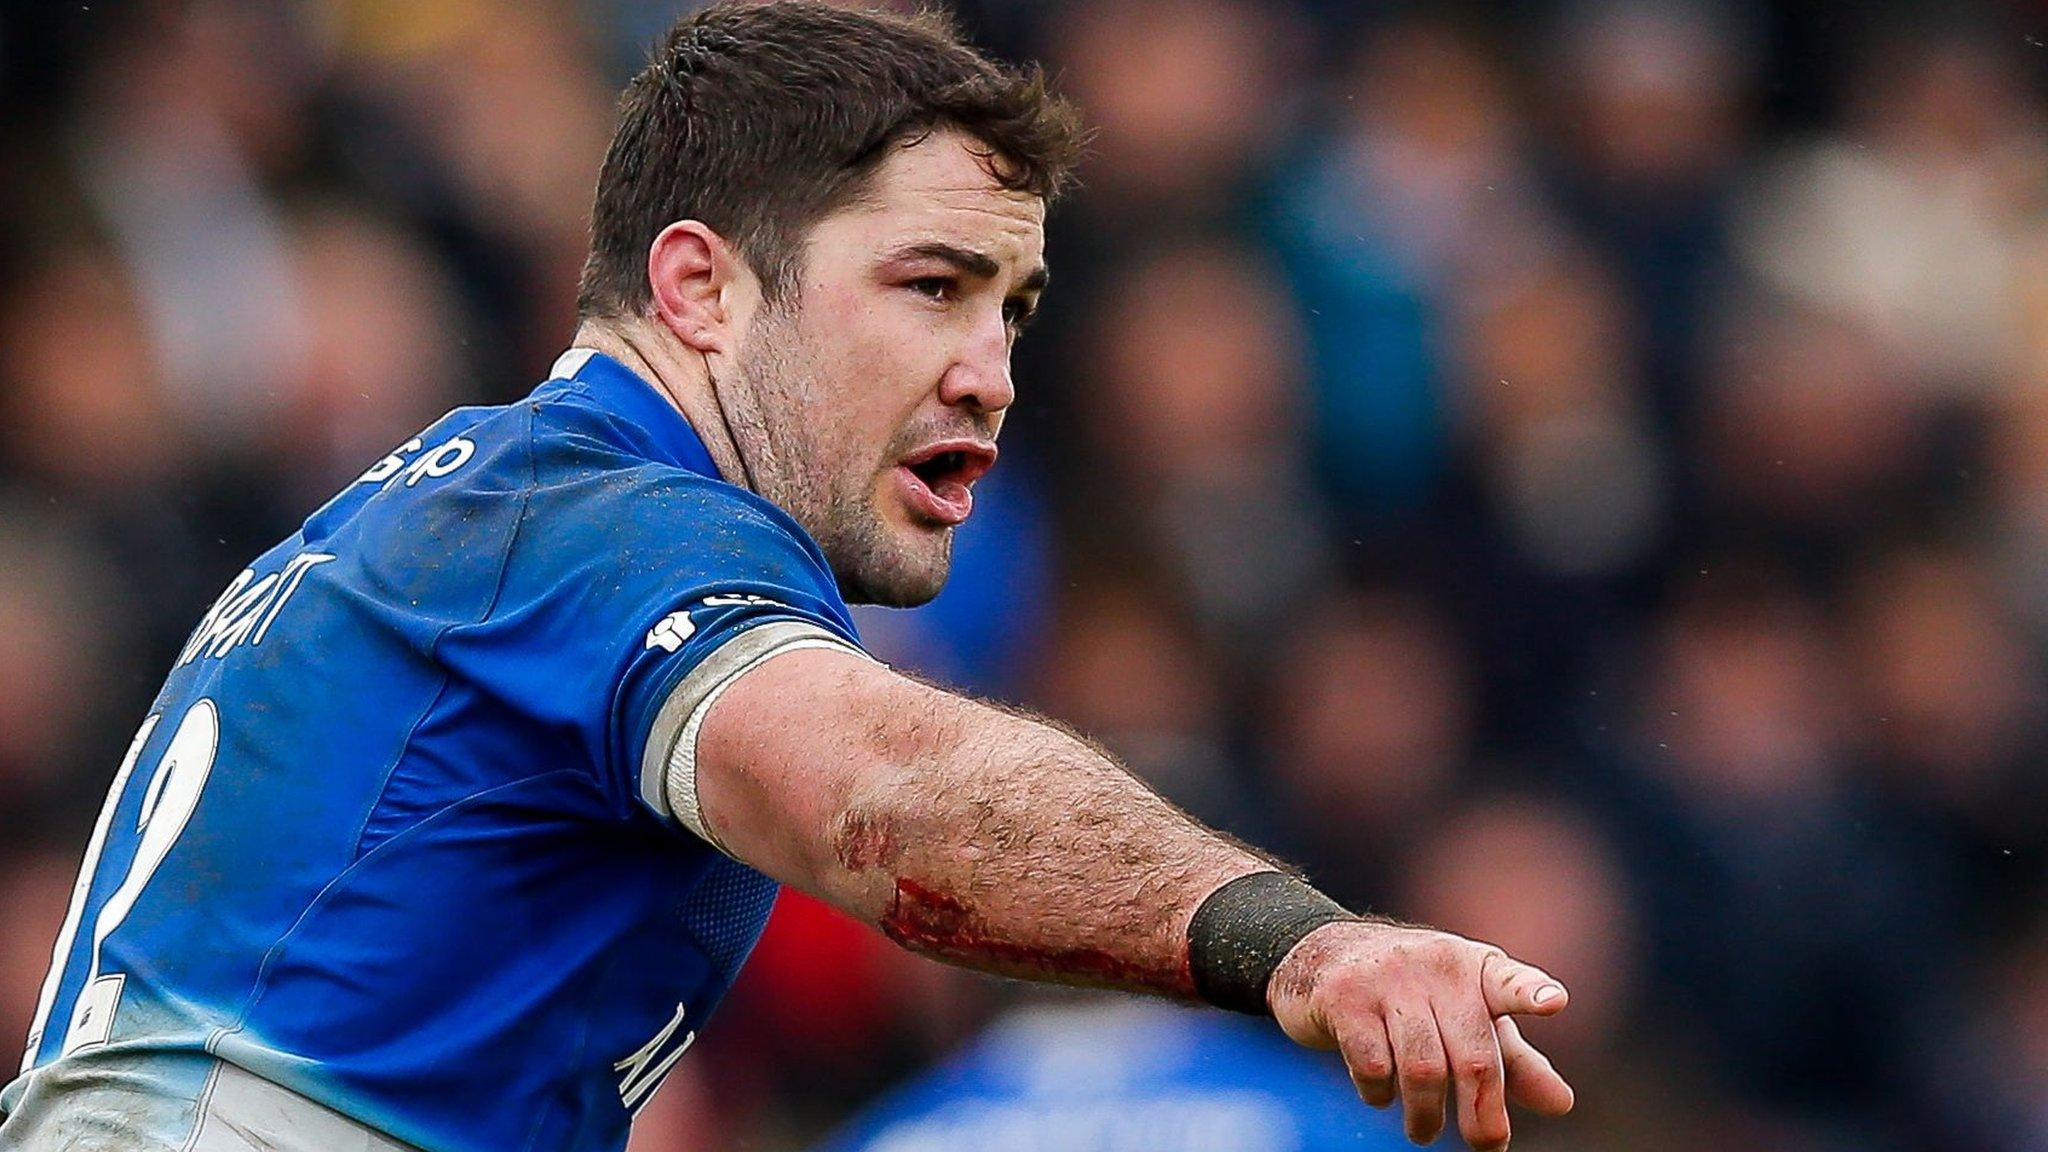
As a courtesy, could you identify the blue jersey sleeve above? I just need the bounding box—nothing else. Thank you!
[603,477,869,835]
[439,457,865,837]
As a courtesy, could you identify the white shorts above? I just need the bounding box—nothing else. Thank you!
[0,1055,416,1152]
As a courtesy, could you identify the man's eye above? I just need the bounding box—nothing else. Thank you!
[1003,299,1038,329]
[908,277,956,301]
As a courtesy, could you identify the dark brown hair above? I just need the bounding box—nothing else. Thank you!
[576,1,1084,318]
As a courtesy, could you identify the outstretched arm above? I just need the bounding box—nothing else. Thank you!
[688,646,1573,1150]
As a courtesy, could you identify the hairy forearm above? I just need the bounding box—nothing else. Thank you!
[698,652,1272,996]
[840,694,1272,994]
[696,651,1580,1152]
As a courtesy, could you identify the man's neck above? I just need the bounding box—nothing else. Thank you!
[568,318,753,490]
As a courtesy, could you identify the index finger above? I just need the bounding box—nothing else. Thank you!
[1480,950,1568,1018]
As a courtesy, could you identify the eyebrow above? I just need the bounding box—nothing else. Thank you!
[893,241,1050,293]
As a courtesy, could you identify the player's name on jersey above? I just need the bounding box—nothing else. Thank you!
[177,551,336,668]
[355,434,477,491]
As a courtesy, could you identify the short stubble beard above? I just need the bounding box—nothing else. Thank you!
[717,295,953,608]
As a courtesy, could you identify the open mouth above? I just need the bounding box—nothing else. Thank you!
[907,450,969,488]
[897,441,997,526]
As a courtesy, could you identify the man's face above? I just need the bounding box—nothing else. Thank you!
[720,128,1047,606]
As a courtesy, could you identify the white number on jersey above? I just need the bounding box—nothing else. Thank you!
[19,699,221,1069]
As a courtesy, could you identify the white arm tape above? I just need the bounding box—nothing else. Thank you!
[639,619,870,849]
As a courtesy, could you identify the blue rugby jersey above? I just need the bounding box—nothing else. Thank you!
[3,350,864,1152]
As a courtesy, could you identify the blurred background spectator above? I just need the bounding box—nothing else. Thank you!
[1,2,2043,1150]
[811,998,1428,1152]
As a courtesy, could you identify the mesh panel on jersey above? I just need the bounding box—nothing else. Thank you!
[678,857,779,978]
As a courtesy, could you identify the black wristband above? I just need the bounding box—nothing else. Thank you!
[1187,871,1354,1015]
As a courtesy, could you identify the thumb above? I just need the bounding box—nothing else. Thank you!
[1481,950,1569,1018]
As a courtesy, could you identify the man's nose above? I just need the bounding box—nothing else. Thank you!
[938,320,1017,414]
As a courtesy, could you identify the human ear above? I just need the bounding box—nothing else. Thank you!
[647,221,753,356]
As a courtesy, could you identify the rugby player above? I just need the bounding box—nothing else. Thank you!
[2,4,1574,1151]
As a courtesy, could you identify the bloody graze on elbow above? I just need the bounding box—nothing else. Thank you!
[879,876,1195,997]
[830,798,1197,997]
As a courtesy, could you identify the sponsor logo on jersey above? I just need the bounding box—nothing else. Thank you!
[645,611,696,653]
[701,593,786,609]
[645,594,792,654]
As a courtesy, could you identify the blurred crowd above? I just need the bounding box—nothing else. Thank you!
[2,1,2046,1149]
